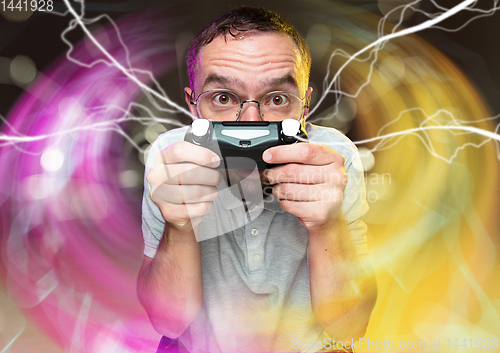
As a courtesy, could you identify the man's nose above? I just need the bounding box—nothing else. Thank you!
[237,100,262,121]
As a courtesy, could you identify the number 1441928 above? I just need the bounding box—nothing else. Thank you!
[446,338,498,349]
[1,0,54,11]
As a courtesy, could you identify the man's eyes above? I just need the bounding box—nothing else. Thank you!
[264,94,290,107]
[212,92,238,105]
[209,91,292,107]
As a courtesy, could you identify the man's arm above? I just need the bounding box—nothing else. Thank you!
[138,141,221,338]
[137,226,203,338]
[264,143,377,341]
[307,218,377,341]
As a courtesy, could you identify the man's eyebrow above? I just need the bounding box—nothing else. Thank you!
[202,74,298,91]
[203,74,245,89]
[262,75,298,89]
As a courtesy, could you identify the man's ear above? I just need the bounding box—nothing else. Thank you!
[184,87,197,120]
[302,86,313,122]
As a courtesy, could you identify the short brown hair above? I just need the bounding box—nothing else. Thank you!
[186,7,311,91]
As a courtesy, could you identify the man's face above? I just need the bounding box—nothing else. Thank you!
[185,31,311,122]
[184,32,312,198]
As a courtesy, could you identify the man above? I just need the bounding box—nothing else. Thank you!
[138,7,377,353]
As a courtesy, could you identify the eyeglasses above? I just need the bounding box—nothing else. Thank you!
[190,89,309,121]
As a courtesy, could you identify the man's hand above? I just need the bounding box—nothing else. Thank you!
[264,142,376,341]
[146,141,221,233]
[138,141,220,337]
[263,143,347,232]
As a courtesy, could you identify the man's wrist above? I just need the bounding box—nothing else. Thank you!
[160,223,198,247]
[306,213,344,238]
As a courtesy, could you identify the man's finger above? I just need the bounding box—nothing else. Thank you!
[152,184,219,204]
[155,141,220,168]
[265,163,336,184]
[262,143,344,166]
[272,183,342,202]
[161,163,221,186]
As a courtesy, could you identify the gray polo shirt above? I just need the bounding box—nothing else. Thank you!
[142,123,369,352]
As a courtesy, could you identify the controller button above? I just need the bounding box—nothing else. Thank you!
[282,119,301,137]
[192,119,210,137]
[239,141,251,147]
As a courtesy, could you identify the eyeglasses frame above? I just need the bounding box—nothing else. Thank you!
[190,89,310,121]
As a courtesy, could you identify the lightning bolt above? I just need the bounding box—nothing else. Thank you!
[308,0,500,163]
[0,102,186,154]
[353,109,500,163]
[0,0,498,164]
[311,0,485,114]
[60,0,191,117]
[1,330,24,353]
[1,1,499,351]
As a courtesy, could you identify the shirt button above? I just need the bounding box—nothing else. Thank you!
[253,254,260,261]
[251,228,258,236]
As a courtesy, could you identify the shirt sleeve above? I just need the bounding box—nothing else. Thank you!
[342,148,370,255]
[141,138,165,258]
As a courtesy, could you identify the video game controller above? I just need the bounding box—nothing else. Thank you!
[184,119,308,169]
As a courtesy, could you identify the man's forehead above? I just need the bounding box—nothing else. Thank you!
[201,73,299,91]
[194,32,304,89]
[206,30,296,49]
